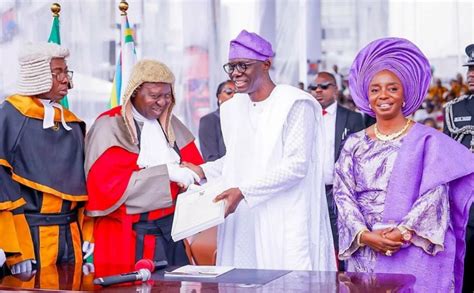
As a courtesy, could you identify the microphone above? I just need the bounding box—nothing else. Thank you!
[93,268,151,287]
[135,258,168,272]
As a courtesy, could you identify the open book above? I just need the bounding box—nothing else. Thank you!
[171,181,227,242]
[164,265,234,278]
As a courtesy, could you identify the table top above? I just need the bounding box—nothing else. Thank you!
[0,263,416,292]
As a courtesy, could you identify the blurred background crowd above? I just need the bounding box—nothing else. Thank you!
[302,65,472,131]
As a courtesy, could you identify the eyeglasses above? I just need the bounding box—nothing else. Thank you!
[222,88,235,95]
[223,61,258,74]
[51,70,74,81]
[308,82,334,91]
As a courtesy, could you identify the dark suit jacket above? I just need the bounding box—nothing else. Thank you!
[198,109,226,162]
[325,105,365,271]
[443,95,474,149]
[334,105,365,161]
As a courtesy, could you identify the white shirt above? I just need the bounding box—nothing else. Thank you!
[322,102,337,185]
[241,100,315,199]
[201,85,336,271]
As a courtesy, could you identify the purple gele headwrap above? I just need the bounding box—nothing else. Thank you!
[229,30,274,61]
[349,37,431,117]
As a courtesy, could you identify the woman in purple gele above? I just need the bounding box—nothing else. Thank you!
[334,37,474,293]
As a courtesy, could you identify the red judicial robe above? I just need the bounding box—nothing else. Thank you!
[85,106,203,274]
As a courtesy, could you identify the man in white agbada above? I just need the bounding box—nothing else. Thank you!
[185,30,336,271]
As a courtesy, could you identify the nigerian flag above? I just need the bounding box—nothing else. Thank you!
[109,13,137,108]
[48,15,69,109]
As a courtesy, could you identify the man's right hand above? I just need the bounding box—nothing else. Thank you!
[214,187,244,217]
[360,229,403,255]
[181,162,205,180]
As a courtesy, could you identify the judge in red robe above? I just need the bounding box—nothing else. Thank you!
[85,60,203,273]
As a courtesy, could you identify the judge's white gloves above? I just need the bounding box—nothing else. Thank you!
[82,262,95,276]
[82,241,94,260]
[10,259,36,274]
[0,249,5,267]
[81,241,95,275]
[167,163,200,188]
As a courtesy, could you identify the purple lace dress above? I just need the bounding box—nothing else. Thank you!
[333,131,450,273]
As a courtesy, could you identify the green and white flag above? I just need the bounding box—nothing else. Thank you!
[48,15,69,109]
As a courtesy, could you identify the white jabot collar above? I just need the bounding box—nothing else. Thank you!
[39,99,72,131]
[132,105,180,168]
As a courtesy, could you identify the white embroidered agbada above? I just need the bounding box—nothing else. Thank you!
[202,85,336,271]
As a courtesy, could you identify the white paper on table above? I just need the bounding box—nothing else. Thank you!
[171,181,227,241]
[164,265,234,278]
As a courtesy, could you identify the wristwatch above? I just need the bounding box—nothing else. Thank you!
[397,226,413,242]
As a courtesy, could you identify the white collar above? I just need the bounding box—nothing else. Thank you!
[131,104,151,123]
[39,99,72,131]
[325,102,337,115]
[132,105,180,168]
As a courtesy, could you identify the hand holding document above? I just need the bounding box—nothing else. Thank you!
[171,181,228,241]
[164,265,234,278]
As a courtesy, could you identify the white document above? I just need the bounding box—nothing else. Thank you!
[164,265,234,278]
[171,181,227,241]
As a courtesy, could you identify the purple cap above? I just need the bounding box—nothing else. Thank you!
[229,30,274,61]
[349,37,431,117]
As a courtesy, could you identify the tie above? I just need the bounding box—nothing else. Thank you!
[322,109,328,116]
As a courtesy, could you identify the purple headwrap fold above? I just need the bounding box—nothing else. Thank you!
[229,30,274,61]
[349,37,431,117]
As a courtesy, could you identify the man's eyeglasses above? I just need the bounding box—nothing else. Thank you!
[223,61,258,74]
[308,82,334,91]
[222,88,235,95]
[51,70,74,82]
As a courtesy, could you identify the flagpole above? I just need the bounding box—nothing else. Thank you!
[111,0,130,108]
[115,0,130,108]
[51,2,60,17]
[49,3,61,44]
[119,0,129,16]
[109,0,137,108]
[49,2,69,109]
[118,0,130,107]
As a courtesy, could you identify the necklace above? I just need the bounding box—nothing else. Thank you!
[374,119,412,141]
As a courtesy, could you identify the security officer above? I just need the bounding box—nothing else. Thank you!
[444,43,474,293]
[444,44,474,150]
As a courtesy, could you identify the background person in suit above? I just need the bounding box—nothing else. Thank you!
[443,43,474,293]
[198,80,236,162]
[308,71,365,270]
